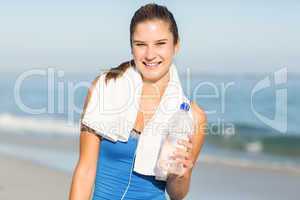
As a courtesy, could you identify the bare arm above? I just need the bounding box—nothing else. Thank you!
[166,101,207,200]
[69,76,102,200]
[69,127,101,200]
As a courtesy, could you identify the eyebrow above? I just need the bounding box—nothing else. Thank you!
[133,39,168,43]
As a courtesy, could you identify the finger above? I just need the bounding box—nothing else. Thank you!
[171,156,193,170]
[182,159,194,169]
[174,147,189,156]
[172,150,187,160]
[174,149,193,163]
[177,139,190,146]
[177,140,193,150]
[189,135,196,147]
[170,156,186,165]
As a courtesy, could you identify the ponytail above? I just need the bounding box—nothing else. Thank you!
[104,59,135,84]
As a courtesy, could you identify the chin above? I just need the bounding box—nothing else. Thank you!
[136,62,170,82]
[143,70,169,83]
[143,75,161,82]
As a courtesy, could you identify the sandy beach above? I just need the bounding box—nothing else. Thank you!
[0,129,299,200]
[0,154,72,200]
[0,151,299,200]
[187,161,300,200]
[1,114,297,199]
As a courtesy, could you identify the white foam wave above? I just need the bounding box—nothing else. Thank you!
[245,141,263,153]
[0,113,79,136]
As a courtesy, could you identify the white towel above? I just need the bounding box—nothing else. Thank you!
[81,63,194,177]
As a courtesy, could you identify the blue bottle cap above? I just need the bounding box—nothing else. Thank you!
[180,102,190,111]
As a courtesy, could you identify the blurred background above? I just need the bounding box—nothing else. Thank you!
[0,1,299,199]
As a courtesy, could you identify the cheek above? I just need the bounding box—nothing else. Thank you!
[132,48,146,59]
[159,45,176,58]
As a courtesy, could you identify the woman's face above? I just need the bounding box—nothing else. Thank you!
[131,19,179,83]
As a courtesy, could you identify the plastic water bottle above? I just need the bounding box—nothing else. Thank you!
[155,102,194,180]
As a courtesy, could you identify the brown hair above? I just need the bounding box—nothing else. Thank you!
[104,3,179,84]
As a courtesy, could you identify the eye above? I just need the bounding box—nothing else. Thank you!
[156,42,166,45]
[136,43,145,46]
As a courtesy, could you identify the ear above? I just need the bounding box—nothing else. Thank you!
[174,40,180,55]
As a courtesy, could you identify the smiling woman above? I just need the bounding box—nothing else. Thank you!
[69,3,206,200]
[132,19,179,84]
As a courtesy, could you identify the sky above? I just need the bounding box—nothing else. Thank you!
[0,0,299,74]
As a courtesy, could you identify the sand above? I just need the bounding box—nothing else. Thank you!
[0,152,299,200]
[0,154,72,200]
[187,162,300,200]
[0,131,299,200]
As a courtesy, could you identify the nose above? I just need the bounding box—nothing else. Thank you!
[145,46,156,61]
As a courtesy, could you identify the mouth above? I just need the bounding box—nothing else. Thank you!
[142,61,162,69]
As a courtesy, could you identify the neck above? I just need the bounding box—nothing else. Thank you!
[142,70,170,98]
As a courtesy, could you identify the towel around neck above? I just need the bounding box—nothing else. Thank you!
[81,63,194,178]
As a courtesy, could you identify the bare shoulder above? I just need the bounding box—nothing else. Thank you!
[80,75,103,140]
[82,75,102,114]
[76,75,103,168]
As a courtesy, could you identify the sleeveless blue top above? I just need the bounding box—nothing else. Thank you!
[92,129,167,200]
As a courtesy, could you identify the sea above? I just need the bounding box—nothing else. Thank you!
[0,68,299,174]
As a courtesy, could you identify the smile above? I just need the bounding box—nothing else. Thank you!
[143,61,162,68]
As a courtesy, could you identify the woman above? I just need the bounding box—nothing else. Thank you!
[69,3,206,200]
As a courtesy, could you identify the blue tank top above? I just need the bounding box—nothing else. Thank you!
[92,129,167,200]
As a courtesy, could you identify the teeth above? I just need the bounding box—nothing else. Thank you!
[145,62,160,67]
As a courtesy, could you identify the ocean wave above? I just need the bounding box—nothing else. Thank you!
[207,122,300,157]
[0,113,79,136]
[1,113,299,174]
